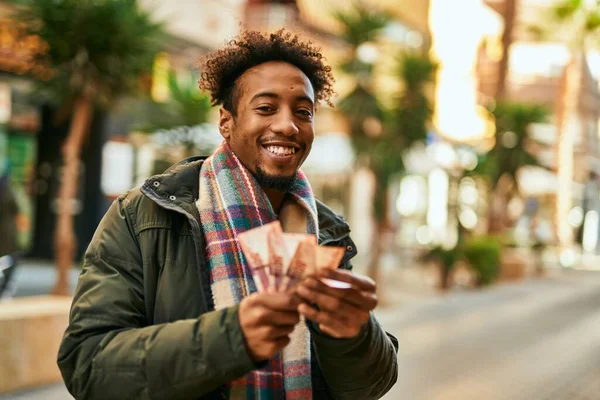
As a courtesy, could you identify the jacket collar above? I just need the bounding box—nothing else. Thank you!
[142,156,352,244]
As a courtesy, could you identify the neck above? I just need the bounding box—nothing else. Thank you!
[264,188,285,215]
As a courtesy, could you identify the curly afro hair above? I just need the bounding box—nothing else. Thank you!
[199,29,335,116]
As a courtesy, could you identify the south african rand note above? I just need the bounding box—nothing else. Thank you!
[279,233,308,291]
[316,246,352,289]
[267,228,288,291]
[283,234,317,290]
[237,221,283,292]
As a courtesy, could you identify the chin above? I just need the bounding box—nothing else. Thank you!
[259,159,299,178]
[254,165,297,191]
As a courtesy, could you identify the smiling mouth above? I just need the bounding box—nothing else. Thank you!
[262,145,298,156]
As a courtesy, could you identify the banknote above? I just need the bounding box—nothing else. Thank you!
[316,246,345,270]
[316,246,352,289]
[282,233,317,291]
[238,222,350,291]
[238,221,283,292]
[267,229,288,291]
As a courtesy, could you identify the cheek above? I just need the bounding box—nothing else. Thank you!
[228,123,264,164]
[302,129,315,153]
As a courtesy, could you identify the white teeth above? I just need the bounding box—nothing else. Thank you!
[266,146,296,156]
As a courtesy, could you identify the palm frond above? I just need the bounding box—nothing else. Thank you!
[475,102,549,190]
[553,0,583,21]
[133,70,211,132]
[398,53,437,90]
[585,10,600,32]
[7,0,164,107]
[332,1,390,47]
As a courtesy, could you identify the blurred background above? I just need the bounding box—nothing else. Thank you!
[1,0,600,399]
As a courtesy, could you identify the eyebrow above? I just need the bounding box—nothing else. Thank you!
[250,91,314,107]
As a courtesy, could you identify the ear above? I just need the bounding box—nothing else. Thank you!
[218,108,233,140]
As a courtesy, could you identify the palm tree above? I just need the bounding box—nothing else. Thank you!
[9,0,163,294]
[472,103,548,234]
[495,0,518,100]
[530,0,600,249]
[138,70,212,133]
[335,3,436,281]
[368,54,436,276]
[132,69,214,174]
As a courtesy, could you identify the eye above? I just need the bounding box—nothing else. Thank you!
[296,109,313,119]
[256,105,275,113]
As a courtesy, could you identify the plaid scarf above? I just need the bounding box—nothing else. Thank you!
[196,141,316,399]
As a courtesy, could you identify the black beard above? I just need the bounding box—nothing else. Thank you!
[254,165,297,192]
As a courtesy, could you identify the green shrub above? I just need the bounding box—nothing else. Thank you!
[420,245,462,290]
[464,236,501,286]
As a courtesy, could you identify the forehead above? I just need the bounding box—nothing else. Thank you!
[238,61,315,101]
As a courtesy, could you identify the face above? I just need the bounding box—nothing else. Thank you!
[219,61,315,191]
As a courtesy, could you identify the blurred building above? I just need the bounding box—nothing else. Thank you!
[0,0,245,259]
[478,0,600,253]
[0,0,433,261]
[244,0,431,229]
[0,3,56,255]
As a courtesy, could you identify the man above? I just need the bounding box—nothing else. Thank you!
[0,171,19,298]
[58,29,398,400]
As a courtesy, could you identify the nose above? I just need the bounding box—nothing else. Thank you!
[270,109,299,137]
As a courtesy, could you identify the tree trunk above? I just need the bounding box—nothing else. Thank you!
[438,262,452,291]
[367,176,390,303]
[556,52,583,251]
[52,94,93,295]
[495,0,517,101]
[367,218,385,283]
[487,175,512,235]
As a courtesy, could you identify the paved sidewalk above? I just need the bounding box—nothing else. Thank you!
[2,264,600,399]
[1,261,77,400]
[377,269,600,400]
[9,260,79,298]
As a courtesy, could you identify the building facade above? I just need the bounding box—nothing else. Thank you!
[479,0,600,254]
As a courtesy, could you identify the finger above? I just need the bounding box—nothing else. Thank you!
[319,324,344,339]
[274,335,291,348]
[298,303,348,329]
[259,325,296,340]
[297,283,355,315]
[254,308,300,327]
[318,269,376,292]
[301,277,370,309]
[254,292,302,311]
[270,335,292,354]
[299,278,378,312]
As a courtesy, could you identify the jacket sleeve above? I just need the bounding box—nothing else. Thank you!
[57,196,256,400]
[311,314,398,399]
[310,259,399,399]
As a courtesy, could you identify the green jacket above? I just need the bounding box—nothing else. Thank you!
[57,157,398,400]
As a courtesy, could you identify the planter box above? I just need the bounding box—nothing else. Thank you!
[500,249,535,281]
[0,296,71,394]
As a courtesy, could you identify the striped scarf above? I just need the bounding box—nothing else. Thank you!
[196,141,316,399]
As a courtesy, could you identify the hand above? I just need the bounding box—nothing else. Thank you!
[296,269,377,339]
[239,292,302,362]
